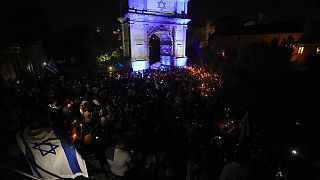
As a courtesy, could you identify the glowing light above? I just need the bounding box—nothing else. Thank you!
[128,0,188,15]
[43,62,47,66]
[160,56,171,66]
[186,66,223,98]
[72,134,77,141]
[131,60,149,71]
[291,149,298,156]
[96,26,101,33]
[276,171,285,179]
[97,51,120,62]
[298,47,304,54]
[218,117,236,134]
[217,50,226,58]
[175,57,187,67]
[317,47,320,54]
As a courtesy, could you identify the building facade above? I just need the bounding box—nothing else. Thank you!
[118,0,190,71]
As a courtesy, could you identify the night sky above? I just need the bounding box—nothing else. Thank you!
[190,0,309,22]
[1,0,310,30]
[41,0,310,28]
[0,0,312,47]
[32,0,120,30]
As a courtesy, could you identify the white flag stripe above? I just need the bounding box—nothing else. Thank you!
[16,127,88,180]
[45,61,58,75]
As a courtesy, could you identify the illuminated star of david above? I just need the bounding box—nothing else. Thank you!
[158,0,166,11]
[32,139,59,157]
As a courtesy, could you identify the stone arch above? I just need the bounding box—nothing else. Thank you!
[119,0,191,71]
[148,28,173,66]
[149,34,160,65]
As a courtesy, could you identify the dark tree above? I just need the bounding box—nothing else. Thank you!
[304,53,320,76]
[218,37,295,130]
[0,0,52,48]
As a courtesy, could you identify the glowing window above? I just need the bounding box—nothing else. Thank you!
[217,50,226,58]
[317,47,320,54]
[96,27,101,33]
[298,47,304,54]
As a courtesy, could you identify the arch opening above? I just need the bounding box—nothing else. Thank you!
[149,31,173,66]
[149,34,161,65]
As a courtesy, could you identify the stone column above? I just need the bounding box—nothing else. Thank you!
[184,0,188,14]
[129,22,135,60]
[144,23,149,60]
[183,25,188,57]
[172,26,176,57]
[121,23,127,57]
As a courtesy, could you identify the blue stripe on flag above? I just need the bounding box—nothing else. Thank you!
[59,137,82,174]
[23,140,43,178]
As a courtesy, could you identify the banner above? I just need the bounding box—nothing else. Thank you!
[45,60,59,75]
[16,127,88,179]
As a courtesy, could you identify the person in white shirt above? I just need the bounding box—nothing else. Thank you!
[219,144,251,180]
[105,138,134,179]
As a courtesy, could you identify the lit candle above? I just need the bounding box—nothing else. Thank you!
[73,134,77,141]
[80,124,83,138]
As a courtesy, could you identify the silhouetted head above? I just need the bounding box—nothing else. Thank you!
[234,143,251,164]
[115,137,127,149]
[29,104,51,130]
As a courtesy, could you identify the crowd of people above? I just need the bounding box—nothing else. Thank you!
[1,67,319,180]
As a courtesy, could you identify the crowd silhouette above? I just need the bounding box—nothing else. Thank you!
[1,67,319,180]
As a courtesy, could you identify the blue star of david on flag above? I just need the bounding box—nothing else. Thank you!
[158,0,166,11]
[32,139,59,157]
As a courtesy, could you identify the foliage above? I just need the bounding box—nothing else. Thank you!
[45,24,122,66]
[216,37,295,129]
[97,50,120,62]
[86,27,122,65]
[234,38,293,80]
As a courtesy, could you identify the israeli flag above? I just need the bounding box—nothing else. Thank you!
[45,60,59,75]
[239,110,250,142]
[16,126,88,179]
